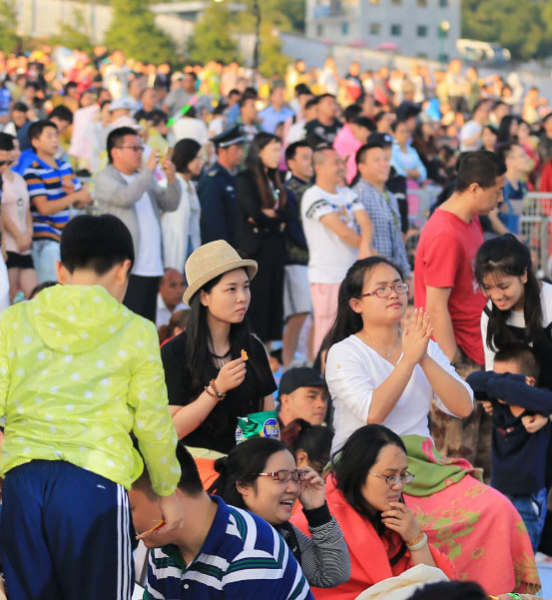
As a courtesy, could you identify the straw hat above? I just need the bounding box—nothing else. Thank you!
[183,240,258,305]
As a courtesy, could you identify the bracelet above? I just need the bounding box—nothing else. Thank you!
[406,532,428,551]
[204,378,226,401]
[405,530,424,547]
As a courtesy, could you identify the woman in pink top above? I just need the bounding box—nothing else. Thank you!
[0,133,38,301]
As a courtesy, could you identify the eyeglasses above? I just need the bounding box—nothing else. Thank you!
[257,469,307,482]
[118,145,144,152]
[368,471,415,486]
[0,160,11,166]
[361,283,409,299]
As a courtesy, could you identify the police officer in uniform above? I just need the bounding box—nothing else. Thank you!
[197,126,244,247]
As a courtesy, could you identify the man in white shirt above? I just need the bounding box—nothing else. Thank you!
[301,147,372,356]
[95,126,181,322]
[459,100,492,152]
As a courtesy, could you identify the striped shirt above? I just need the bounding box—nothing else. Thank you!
[144,496,314,600]
[23,155,81,243]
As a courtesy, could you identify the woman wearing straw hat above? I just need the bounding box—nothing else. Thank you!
[161,240,277,487]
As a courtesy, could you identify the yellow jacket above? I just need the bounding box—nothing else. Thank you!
[0,285,180,495]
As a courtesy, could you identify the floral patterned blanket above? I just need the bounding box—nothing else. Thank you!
[402,435,540,595]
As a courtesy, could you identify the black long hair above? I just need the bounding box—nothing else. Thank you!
[171,138,201,175]
[245,132,287,209]
[326,257,404,351]
[475,235,545,352]
[333,424,408,565]
[209,437,291,508]
[184,270,266,433]
[497,114,520,145]
[281,418,334,474]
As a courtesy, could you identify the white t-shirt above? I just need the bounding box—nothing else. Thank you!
[2,172,31,254]
[301,185,364,284]
[326,335,473,452]
[459,120,483,152]
[121,173,164,277]
[155,293,187,328]
[172,118,209,146]
[480,281,552,370]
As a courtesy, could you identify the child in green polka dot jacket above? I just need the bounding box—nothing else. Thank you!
[0,214,183,600]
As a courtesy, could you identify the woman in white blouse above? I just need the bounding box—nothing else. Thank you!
[161,139,203,274]
[324,257,540,594]
[325,256,473,452]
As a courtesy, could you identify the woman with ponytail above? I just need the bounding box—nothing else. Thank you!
[209,437,351,589]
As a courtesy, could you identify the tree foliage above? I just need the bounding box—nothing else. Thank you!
[105,0,176,64]
[187,3,239,64]
[0,0,20,54]
[461,0,549,61]
[236,0,292,77]
[49,10,94,55]
[258,23,290,80]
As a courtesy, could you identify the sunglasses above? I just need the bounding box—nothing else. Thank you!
[0,160,12,166]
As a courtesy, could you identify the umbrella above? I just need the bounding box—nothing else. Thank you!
[348,40,368,47]
[376,41,399,51]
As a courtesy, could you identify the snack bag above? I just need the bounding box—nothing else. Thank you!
[235,411,280,444]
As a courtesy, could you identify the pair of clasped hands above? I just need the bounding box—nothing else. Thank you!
[399,307,434,367]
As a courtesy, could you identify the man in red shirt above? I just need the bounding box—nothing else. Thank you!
[415,151,506,475]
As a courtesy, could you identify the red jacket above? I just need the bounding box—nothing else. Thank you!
[292,477,456,600]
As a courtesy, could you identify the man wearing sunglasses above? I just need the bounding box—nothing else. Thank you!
[95,126,181,323]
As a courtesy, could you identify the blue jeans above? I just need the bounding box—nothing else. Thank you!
[506,487,548,553]
[31,239,60,284]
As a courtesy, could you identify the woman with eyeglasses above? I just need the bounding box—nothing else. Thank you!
[325,256,473,453]
[292,425,455,600]
[209,437,351,589]
[321,256,540,594]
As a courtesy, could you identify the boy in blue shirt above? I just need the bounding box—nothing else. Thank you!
[467,345,552,551]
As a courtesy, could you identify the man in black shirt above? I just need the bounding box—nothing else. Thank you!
[304,94,342,146]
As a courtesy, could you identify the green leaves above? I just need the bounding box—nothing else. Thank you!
[461,0,551,61]
[0,0,20,55]
[187,3,239,64]
[49,10,94,55]
[105,0,176,64]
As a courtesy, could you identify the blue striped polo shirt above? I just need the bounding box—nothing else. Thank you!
[23,155,81,243]
[143,496,314,600]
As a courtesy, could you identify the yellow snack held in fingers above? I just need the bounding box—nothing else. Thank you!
[241,349,249,361]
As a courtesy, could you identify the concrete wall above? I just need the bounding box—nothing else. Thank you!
[305,0,460,62]
[14,0,194,50]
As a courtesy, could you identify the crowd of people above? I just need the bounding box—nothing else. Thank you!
[0,43,552,600]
